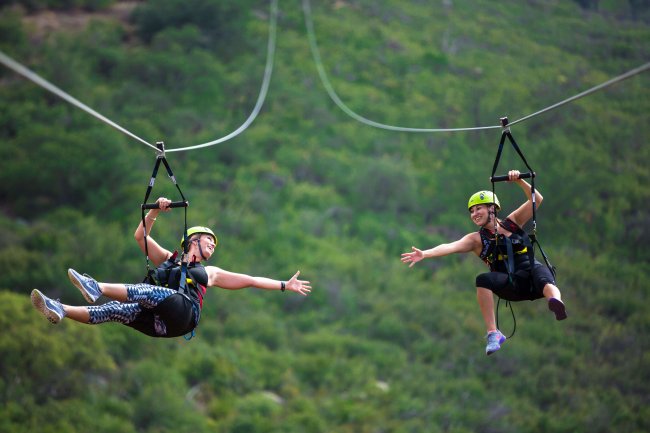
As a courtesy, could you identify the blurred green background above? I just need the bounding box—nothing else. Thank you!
[1,1,648,432]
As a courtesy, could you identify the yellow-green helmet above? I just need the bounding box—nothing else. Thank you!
[468,191,500,211]
[181,226,217,248]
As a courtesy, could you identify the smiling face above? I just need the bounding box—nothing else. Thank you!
[188,234,216,260]
[469,203,495,227]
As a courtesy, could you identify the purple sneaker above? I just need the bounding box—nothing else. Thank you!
[486,330,506,356]
[68,268,102,303]
[548,298,568,321]
[31,289,66,324]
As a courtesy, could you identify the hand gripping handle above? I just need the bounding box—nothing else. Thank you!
[141,200,188,210]
[490,172,535,183]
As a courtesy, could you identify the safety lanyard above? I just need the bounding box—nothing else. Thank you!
[140,142,190,291]
[489,118,547,339]
[489,118,556,275]
[490,118,537,234]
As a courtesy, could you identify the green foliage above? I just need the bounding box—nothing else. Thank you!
[0,7,26,50]
[0,0,114,13]
[0,291,116,427]
[130,0,261,60]
[0,1,649,432]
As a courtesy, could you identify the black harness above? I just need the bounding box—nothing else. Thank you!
[142,251,208,339]
[146,251,209,308]
[479,218,536,283]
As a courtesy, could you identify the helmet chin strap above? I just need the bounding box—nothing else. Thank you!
[191,238,209,261]
[197,239,209,261]
[484,207,498,231]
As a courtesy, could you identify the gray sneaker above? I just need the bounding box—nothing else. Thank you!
[485,330,506,356]
[31,289,66,324]
[68,268,102,303]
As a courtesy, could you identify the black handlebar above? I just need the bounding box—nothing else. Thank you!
[490,172,535,183]
[141,200,188,210]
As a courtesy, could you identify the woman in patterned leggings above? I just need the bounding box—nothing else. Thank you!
[31,197,312,338]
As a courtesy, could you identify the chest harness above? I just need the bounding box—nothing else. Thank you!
[146,251,209,308]
[479,218,534,281]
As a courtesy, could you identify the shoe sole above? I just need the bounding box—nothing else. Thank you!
[31,289,62,324]
[68,268,98,303]
[548,298,568,321]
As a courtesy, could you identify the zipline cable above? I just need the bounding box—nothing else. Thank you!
[0,0,279,154]
[303,0,649,132]
[167,0,278,152]
[2,0,646,146]
[302,0,500,133]
[507,61,650,127]
[0,50,157,151]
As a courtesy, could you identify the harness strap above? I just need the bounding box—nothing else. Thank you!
[531,234,557,279]
[490,130,508,188]
[140,142,190,278]
[491,126,538,235]
[504,235,516,284]
[141,149,163,274]
[179,261,189,294]
[496,297,517,339]
[496,248,527,261]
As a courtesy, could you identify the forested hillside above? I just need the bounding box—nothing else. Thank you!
[1,1,649,432]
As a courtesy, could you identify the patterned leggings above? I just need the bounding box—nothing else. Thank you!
[87,284,175,325]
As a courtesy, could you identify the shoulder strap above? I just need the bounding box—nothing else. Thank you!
[498,218,523,234]
[478,227,495,263]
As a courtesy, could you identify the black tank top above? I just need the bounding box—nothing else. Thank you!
[165,262,209,308]
[478,218,530,273]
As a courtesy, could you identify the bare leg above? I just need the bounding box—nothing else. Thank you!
[542,283,561,300]
[477,287,497,332]
[97,283,129,302]
[479,286,506,355]
[62,305,91,323]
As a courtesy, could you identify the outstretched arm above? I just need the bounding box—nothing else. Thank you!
[401,233,480,268]
[506,170,544,228]
[134,197,173,266]
[207,268,312,296]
